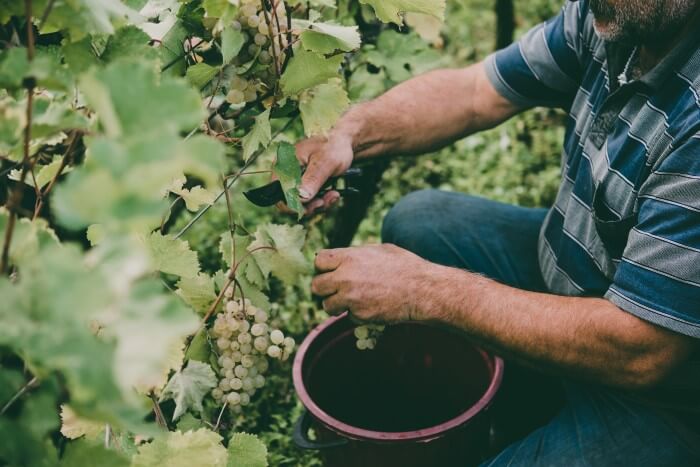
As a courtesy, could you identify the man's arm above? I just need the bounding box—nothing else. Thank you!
[295,62,521,209]
[312,245,695,389]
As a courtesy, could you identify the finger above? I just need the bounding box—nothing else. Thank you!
[304,198,326,216]
[311,272,338,297]
[295,137,324,167]
[315,248,349,272]
[322,293,347,315]
[299,155,339,201]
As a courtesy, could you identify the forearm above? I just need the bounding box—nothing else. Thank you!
[333,62,520,160]
[420,266,693,389]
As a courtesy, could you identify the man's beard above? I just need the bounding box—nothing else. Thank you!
[589,0,697,44]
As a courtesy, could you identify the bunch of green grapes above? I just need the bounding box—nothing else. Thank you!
[210,292,295,412]
[224,0,288,106]
[354,324,385,351]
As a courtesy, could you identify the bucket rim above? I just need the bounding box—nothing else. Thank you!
[293,312,505,443]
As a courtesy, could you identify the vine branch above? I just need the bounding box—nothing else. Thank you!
[1,0,36,275]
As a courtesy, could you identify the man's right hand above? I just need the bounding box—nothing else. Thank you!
[292,131,355,216]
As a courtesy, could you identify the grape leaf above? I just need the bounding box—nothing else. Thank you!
[241,109,271,161]
[187,63,220,89]
[60,439,129,467]
[295,20,361,54]
[160,361,218,421]
[176,272,217,314]
[138,0,180,42]
[185,329,211,363]
[145,232,201,278]
[176,413,206,433]
[78,60,204,139]
[60,405,105,440]
[248,224,311,285]
[9,156,73,189]
[360,0,446,25]
[273,142,304,218]
[132,429,228,467]
[0,208,59,268]
[219,234,266,289]
[299,79,350,137]
[222,26,246,64]
[101,25,159,64]
[227,433,268,467]
[174,185,218,212]
[280,46,343,96]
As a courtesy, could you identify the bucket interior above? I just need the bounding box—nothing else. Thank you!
[303,318,493,433]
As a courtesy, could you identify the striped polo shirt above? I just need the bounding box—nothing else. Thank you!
[485,0,700,405]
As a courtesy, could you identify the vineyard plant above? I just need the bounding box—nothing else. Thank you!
[0,0,569,465]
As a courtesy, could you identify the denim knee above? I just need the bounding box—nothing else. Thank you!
[381,189,445,246]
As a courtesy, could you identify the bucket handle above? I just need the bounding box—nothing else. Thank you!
[293,409,349,450]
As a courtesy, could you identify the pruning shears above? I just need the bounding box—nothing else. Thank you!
[243,168,363,207]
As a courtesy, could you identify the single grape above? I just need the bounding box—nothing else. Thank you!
[217,338,230,350]
[240,393,251,406]
[222,357,234,369]
[270,330,284,345]
[254,310,268,323]
[219,378,231,391]
[241,4,257,17]
[356,339,369,350]
[226,300,239,313]
[239,320,251,333]
[241,355,255,368]
[240,343,252,355]
[247,15,260,28]
[242,377,254,391]
[254,33,267,46]
[230,377,243,391]
[227,391,242,405]
[254,375,265,389]
[232,20,242,31]
[247,366,258,378]
[259,51,272,64]
[354,326,369,339]
[254,336,269,352]
[234,365,249,378]
[267,345,282,358]
[224,369,235,379]
[226,89,245,105]
[212,388,224,400]
[231,350,243,362]
[256,359,269,373]
[251,323,266,337]
[258,22,269,35]
[248,43,260,56]
[283,336,295,350]
[238,332,252,345]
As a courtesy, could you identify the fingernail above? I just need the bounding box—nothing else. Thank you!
[299,188,311,200]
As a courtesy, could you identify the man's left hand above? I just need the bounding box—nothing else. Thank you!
[311,244,437,323]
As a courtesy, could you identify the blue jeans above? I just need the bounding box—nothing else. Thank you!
[381,190,700,467]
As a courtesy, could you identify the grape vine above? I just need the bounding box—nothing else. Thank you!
[0,0,445,465]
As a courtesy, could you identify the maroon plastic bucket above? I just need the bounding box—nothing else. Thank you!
[293,313,504,467]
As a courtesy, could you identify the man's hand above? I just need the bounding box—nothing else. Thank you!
[311,244,438,323]
[292,132,354,216]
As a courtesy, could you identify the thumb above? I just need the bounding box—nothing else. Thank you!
[299,155,338,201]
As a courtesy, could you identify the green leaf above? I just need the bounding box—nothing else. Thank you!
[176,272,217,314]
[185,329,211,363]
[241,109,271,161]
[78,60,204,139]
[279,46,343,96]
[248,224,311,285]
[101,25,159,64]
[296,21,361,54]
[0,47,29,89]
[60,439,129,467]
[132,429,228,467]
[227,433,268,467]
[186,63,220,89]
[273,143,304,218]
[221,26,246,64]
[145,232,201,278]
[0,208,59,268]
[360,0,446,25]
[219,234,266,289]
[176,413,206,433]
[299,78,350,137]
[60,405,105,440]
[63,37,101,74]
[160,361,217,421]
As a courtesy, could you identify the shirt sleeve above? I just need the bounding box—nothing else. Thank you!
[605,135,700,338]
[484,0,591,109]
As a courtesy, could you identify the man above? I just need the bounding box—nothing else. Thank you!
[298,0,700,464]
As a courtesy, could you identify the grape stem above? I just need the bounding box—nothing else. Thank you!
[0,375,38,415]
[213,401,228,431]
[150,392,168,429]
[1,0,36,276]
[32,129,81,220]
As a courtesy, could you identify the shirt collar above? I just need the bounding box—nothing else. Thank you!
[604,22,700,92]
